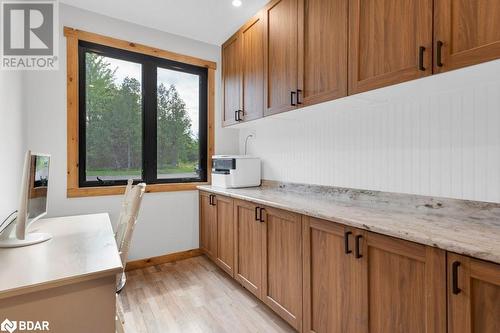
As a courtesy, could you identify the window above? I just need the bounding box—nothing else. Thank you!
[77,40,208,188]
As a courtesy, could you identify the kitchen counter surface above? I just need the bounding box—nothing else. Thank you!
[198,181,500,264]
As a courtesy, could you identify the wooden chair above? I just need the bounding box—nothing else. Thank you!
[114,179,146,333]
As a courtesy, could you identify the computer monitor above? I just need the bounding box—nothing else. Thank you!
[0,151,52,248]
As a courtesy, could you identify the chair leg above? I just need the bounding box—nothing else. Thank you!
[116,294,125,333]
[116,272,127,294]
[116,315,125,333]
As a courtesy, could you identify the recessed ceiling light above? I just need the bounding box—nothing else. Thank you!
[232,0,242,7]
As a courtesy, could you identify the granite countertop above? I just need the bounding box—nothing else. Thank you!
[198,181,500,264]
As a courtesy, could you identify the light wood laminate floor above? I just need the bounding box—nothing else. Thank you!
[119,255,295,333]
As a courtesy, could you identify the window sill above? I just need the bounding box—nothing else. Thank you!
[67,182,209,198]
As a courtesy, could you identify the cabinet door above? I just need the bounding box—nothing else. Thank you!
[241,13,265,122]
[348,0,433,94]
[303,217,359,333]
[199,192,217,259]
[358,231,446,333]
[261,206,303,330]
[234,200,264,298]
[222,34,242,126]
[448,253,500,333]
[297,0,348,106]
[264,0,298,116]
[434,0,500,73]
[214,195,235,277]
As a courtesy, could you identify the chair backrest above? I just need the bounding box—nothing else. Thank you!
[115,180,146,266]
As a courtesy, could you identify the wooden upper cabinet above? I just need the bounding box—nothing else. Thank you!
[234,200,264,298]
[297,0,348,106]
[222,34,242,126]
[264,0,298,116]
[348,0,433,94]
[199,192,217,259]
[221,0,500,123]
[434,0,500,73]
[241,13,265,122]
[261,206,303,331]
[447,253,500,333]
[358,231,446,333]
[303,217,360,333]
[214,195,235,277]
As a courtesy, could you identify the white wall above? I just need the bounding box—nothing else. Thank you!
[240,60,500,203]
[23,4,238,260]
[0,71,25,223]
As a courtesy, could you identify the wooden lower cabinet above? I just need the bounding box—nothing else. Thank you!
[447,253,500,333]
[199,192,234,276]
[303,216,446,333]
[261,206,303,331]
[232,200,304,330]
[303,216,360,333]
[201,193,500,333]
[214,195,235,276]
[234,199,264,298]
[199,191,217,259]
[359,231,447,333]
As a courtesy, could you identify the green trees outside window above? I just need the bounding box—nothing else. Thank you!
[84,52,200,182]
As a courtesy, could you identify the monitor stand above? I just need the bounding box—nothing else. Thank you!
[0,212,52,248]
[0,229,52,248]
[0,214,52,248]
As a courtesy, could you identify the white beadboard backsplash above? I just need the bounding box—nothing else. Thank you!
[238,60,500,203]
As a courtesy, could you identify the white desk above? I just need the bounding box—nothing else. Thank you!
[0,213,122,333]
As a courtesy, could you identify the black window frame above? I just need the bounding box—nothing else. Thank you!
[78,40,208,187]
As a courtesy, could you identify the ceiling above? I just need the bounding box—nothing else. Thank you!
[60,0,269,45]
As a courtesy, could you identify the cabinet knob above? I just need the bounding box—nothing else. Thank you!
[290,91,296,106]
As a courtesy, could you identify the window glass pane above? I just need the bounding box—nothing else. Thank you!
[157,67,200,180]
[85,52,142,182]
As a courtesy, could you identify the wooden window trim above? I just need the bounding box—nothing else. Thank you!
[65,27,215,198]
